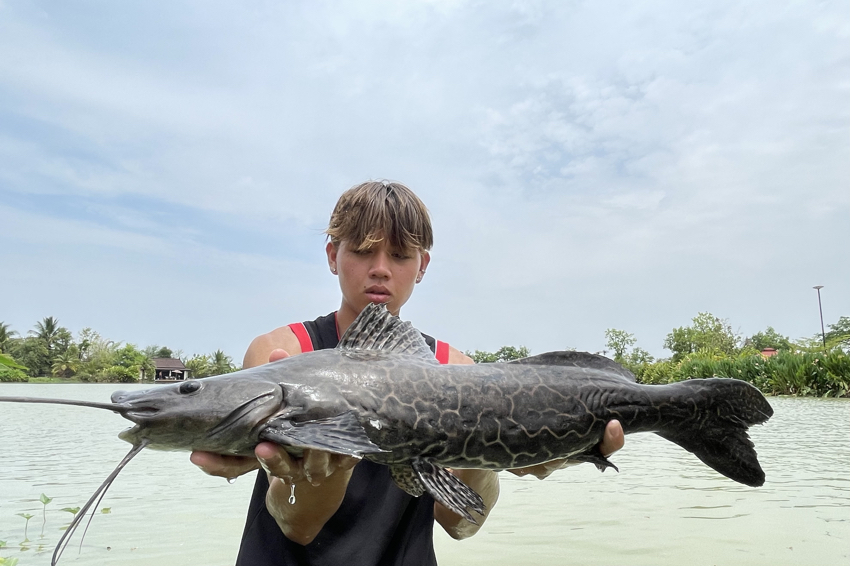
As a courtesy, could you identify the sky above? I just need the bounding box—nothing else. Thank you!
[1,0,848,363]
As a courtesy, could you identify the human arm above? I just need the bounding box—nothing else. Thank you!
[190,328,360,546]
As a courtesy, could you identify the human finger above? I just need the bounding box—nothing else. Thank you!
[507,457,578,479]
[600,420,625,457]
[255,442,300,482]
[190,451,259,478]
[303,450,332,485]
[269,348,290,363]
[333,454,361,472]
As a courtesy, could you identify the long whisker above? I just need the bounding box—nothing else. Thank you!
[0,396,131,413]
[51,440,149,566]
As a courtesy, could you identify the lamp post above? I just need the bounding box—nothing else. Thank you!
[813,285,826,349]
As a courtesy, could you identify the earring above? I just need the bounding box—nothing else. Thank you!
[331,267,337,274]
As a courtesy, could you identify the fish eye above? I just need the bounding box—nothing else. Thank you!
[178,381,202,394]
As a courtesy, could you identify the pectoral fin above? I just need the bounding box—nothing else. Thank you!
[410,459,486,524]
[259,411,388,457]
[389,464,426,497]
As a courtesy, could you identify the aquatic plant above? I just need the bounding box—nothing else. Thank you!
[15,514,33,542]
[39,494,52,537]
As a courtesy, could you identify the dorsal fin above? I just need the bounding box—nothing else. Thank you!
[508,351,636,381]
[338,303,437,361]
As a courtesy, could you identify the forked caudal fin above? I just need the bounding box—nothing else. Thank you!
[651,378,773,487]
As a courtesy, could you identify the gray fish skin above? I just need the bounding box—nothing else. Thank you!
[113,342,772,488]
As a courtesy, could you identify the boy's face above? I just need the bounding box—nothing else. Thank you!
[326,237,430,317]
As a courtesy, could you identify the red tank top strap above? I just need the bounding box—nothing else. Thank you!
[287,322,314,353]
[435,340,450,365]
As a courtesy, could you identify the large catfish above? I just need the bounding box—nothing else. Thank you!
[0,303,772,564]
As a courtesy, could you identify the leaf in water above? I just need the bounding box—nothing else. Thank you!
[101,507,112,514]
[0,540,6,547]
[15,514,33,520]
[61,507,81,515]
[39,494,53,505]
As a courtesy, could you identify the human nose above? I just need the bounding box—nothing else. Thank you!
[368,251,392,279]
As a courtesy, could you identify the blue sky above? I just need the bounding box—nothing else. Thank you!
[1,0,847,362]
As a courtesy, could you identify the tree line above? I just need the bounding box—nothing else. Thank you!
[0,317,240,383]
[468,313,850,397]
[3,313,848,395]
[602,313,850,397]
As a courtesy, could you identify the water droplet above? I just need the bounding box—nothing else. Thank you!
[227,477,237,484]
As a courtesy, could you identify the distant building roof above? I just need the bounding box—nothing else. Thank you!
[152,358,188,370]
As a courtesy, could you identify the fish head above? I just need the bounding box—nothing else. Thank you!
[112,371,283,455]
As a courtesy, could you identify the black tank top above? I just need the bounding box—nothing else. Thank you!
[235,313,441,566]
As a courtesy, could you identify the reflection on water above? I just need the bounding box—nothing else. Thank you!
[1,385,848,566]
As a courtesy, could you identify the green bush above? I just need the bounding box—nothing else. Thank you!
[102,365,139,383]
[0,366,28,382]
[633,360,676,384]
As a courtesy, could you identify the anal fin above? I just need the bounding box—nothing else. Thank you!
[411,459,486,524]
[570,445,620,473]
[259,411,388,458]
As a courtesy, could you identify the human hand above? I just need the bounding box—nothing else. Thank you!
[189,348,294,479]
[255,443,361,486]
[508,419,625,480]
[190,451,260,479]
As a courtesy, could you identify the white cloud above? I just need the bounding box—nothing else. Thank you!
[0,0,847,361]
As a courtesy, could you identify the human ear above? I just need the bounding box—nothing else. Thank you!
[416,251,431,283]
[326,241,338,275]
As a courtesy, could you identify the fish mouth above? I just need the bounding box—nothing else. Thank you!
[124,406,160,420]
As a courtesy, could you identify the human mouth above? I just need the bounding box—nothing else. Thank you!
[365,286,391,303]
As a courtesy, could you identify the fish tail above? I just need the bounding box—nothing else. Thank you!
[651,378,773,487]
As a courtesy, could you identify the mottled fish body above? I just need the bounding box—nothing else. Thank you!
[111,304,772,519]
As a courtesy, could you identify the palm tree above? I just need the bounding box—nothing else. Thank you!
[0,322,18,353]
[210,350,235,375]
[31,317,61,356]
[51,349,80,379]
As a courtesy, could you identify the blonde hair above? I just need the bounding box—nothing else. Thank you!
[326,180,433,252]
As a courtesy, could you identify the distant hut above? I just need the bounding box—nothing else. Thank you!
[148,358,191,381]
[760,348,778,358]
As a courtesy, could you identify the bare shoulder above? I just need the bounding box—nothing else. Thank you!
[447,346,474,365]
[243,325,303,369]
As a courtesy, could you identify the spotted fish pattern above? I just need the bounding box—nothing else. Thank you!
[108,303,772,523]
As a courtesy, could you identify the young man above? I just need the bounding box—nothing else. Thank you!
[190,181,624,565]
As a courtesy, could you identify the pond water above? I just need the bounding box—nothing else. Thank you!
[0,384,847,566]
